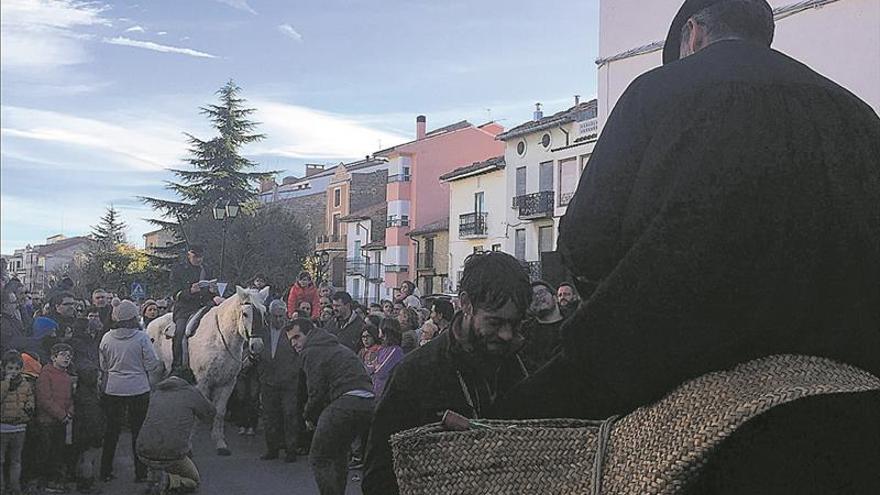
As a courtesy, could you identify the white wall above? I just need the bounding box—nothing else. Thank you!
[447,169,508,291]
[598,0,880,125]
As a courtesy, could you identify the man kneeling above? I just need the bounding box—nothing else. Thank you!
[136,369,215,494]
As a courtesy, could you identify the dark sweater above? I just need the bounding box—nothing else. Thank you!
[300,326,372,423]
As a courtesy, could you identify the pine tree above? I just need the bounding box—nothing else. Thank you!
[91,205,127,248]
[141,80,275,247]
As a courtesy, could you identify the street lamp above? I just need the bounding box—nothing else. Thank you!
[214,201,239,283]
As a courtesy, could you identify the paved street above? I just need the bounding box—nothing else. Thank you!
[99,421,363,495]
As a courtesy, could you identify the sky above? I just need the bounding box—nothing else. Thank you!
[0,0,600,254]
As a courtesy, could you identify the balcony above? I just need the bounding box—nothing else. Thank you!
[560,191,575,207]
[459,212,488,239]
[346,258,367,276]
[417,252,435,271]
[384,264,409,273]
[513,191,554,219]
[366,263,383,281]
[387,173,411,183]
[315,234,347,251]
[521,261,543,282]
[386,217,410,228]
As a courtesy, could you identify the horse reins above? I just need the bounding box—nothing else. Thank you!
[215,303,264,364]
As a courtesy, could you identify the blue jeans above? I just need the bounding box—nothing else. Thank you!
[309,395,373,495]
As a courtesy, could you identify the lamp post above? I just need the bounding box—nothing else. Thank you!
[213,201,240,282]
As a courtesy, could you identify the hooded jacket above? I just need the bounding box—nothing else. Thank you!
[286,283,320,318]
[35,363,73,424]
[300,326,373,423]
[99,327,160,396]
[136,376,215,462]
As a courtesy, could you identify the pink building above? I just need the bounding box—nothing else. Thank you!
[376,116,504,294]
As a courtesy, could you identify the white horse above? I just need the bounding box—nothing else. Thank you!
[147,286,267,455]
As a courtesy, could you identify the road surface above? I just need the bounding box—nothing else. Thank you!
[100,421,364,495]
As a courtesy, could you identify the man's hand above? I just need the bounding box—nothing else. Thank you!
[190,282,201,294]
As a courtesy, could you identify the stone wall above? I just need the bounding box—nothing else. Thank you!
[350,170,388,213]
[276,191,327,249]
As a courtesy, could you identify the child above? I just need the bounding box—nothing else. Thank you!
[35,343,74,493]
[1,350,36,495]
[72,367,104,494]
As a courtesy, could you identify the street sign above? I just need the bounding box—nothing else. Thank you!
[131,281,146,300]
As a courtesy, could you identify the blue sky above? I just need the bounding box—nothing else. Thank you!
[1,0,599,253]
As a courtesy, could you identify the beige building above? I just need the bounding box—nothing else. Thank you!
[407,219,450,297]
[597,0,880,126]
[441,155,508,291]
[5,235,91,297]
[142,228,177,253]
[497,99,599,283]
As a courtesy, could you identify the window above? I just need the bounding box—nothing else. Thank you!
[424,276,434,296]
[354,240,362,258]
[515,166,527,202]
[332,213,341,236]
[539,161,553,192]
[516,140,526,156]
[353,278,361,299]
[473,245,484,254]
[515,229,526,261]
[538,226,554,253]
[425,238,434,264]
[491,244,501,252]
[580,154,591,174]
[474,191,485,213]
[559,157,578,206]
[333,188,341,207]
[541,133,551,148]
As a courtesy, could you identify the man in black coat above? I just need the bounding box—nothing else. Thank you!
[500,0,880,421]
[169,245,216,372]
[258,300,302,462]
[362,252,531,495]
[323,291,364,353]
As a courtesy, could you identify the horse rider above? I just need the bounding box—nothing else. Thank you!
[170,245,219,372]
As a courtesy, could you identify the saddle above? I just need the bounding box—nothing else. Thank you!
[163,306,211,339]
[390,355,880,494]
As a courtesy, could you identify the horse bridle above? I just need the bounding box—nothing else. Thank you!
[215,302,266,362]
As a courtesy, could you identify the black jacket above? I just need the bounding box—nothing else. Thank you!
[170,261,213,319]
[324,313,364,353]
[258,327,302,389]
[503,40,880,421]
[362,327,527,495]
[300,326,372,424]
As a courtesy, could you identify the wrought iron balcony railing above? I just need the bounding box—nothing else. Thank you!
[386,217,410,228]
[560,191,575,207]
[387,173,411,183]
[315,234,347,250]
[514,191,554,219]
[459,212,488,238]
[345,258,367,276]
[521,261,543,282]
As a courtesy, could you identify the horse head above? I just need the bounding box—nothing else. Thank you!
[234,285,269,356]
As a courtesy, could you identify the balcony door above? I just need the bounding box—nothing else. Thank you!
[516,167,527,197]
[538,225,554,254]
[539,161,553,192]
[515,229,526,261]
[474,191,485,214]
[424,238,434,268]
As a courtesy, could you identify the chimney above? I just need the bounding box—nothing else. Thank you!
[260,178,277,193]
[574,95,581,105]
[534,102,543,121]
[305,164,325,177]
[416,115,426,140]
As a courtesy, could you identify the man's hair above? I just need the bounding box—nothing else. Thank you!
[286,317,315,336]
[684,0,774,47]
[331,291,353,306]
[380,299,392,306]
[557,282,579,295]
[369,303,382,310]
[400,280,415,291]
[431,299,454,322]
[459,251,531,313]
[51,291,75,306]
[187,244,205,255]
[2,350,23,368]
[50,343,73,357]
[91,289,106,297]
[530,280,554,293]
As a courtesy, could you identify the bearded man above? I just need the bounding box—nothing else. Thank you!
[362,251,530,495]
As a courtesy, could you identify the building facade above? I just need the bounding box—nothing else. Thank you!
[597,0,880,127]
[142,228,177,253]
[5,235,91,298]
[497,99,598,284]
[442,156,508,291]
[376,116,505,293]
[407,219,449,297]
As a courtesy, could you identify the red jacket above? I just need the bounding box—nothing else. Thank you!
[287,283,320,318]
[35,364,73,424]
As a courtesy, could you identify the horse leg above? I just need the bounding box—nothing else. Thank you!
[212,383,235,456]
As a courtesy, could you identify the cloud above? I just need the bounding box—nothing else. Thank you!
[1,105,187,171]
[214,0,256,15]
[249,100,409,160]
[124,25,145,32]
[157,31,167,35]
[0,0,111,71]
[278,24,303,42]
[103,36,218,59]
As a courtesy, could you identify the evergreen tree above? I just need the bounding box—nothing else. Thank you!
[91,205,127,248]
[141,80,275,246]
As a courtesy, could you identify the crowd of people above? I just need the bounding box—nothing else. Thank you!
[0,250,582,495]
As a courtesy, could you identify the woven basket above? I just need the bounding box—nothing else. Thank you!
[390,355,880,495]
